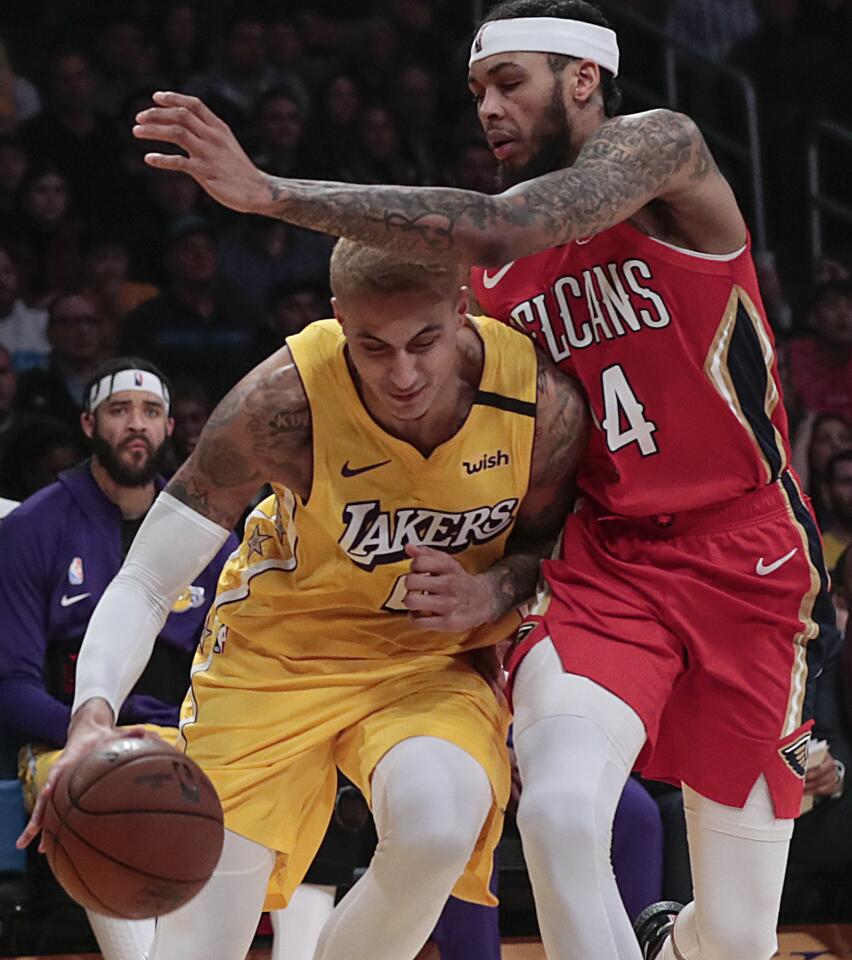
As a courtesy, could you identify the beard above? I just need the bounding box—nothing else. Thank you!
[496,81,574,189]
[90,428,169,487]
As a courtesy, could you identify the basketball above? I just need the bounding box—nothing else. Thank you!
[41,737,224,919]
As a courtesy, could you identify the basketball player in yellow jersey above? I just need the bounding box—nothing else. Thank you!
[21,239,587,960]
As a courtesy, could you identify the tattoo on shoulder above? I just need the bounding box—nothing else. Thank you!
[165,357,312,526]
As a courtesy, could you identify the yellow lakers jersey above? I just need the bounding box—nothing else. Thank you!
[212,315,537,660]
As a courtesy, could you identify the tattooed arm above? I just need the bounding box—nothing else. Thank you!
[404,351,588,631]
[480,350,588,618]
[166,347,312,527]
[134,93,743,265]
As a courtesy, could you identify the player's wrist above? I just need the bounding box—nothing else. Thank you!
[478,568,508,624]
[69,697,116,736]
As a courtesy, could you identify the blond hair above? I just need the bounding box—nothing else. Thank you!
[329,239,463,303]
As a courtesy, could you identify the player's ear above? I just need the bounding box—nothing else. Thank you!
[165,416,175,438]
[456,286,470,323]
[572,59,600,107]
[80,410,95,440]
[331,296,345,329]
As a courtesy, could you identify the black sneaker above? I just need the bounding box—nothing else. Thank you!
[634,901,684,960]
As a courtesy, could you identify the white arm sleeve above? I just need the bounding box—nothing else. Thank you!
[72,491,231,720]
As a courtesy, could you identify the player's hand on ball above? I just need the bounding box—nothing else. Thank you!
[133,92,270,214]
[404,544,496,632]
[17,699,156,851]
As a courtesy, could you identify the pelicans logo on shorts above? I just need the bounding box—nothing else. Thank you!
[778,731,810,779]
[339,498,519,571]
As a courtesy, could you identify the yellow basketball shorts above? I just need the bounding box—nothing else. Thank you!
[178,626,511,911]
[18,725,180,813]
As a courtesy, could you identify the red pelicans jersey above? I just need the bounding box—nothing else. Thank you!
[472,221,792,516]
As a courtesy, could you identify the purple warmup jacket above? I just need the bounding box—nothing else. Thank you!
[0,462,237,746]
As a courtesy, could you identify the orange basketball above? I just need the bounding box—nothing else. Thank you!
[42,737,224,919]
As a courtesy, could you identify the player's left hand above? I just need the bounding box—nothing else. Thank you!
[404,544,495,632]
[804,749,843,797]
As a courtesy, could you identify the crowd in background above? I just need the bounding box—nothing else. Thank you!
[0,0,849,929]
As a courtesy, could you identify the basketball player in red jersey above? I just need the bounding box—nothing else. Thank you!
[131,2,835,958]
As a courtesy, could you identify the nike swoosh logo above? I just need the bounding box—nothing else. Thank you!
[481,262,516,289]
[60,592,91,607]
[341,459,391,478]
[755,548,798,576]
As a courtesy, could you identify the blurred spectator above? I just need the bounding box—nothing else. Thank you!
[254,279,328,361]
[0,39,41,133]
[21,49,127,220]
[0,414,84,501]
[92,16,156,117]
[788,280,852,424]
[169,375,211,467]
[815,245,852,285]
[791,411,852,528]
[781,615,851,923]
[251,85,309,178]
[300,73,362,180]
[129,167,205,282]
[185,13,307,136]
[80,228,158,354]
[16,292,107,434]
[120,216,263,400]
[12,165,83,305]
[666,0,760,59]
[158,2,207,89]
[343,103,417,185]
[822,450,852,573]
[219,217,331,319]
[352,17,400,99]
[270,281,327,340]
[392,64,442,184]
[0,344,33,463]
[387,0,444,64]
[0,133,27,215]
[837,546,850,640]
[265,14,324,97]
[449,141,498,194]
[0,241,49,371]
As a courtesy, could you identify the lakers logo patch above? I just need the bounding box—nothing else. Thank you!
[778,732,810,779]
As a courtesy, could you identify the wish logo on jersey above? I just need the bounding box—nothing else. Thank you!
[339,498,519,570]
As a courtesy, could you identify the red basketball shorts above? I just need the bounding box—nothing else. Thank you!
[506,472,834,820]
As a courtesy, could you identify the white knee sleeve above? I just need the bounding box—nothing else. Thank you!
[512,639,647,960]
[271,885,336,960]
[668,777,793,960]
[148,829,274,960]
[87,912,155,960]
[313,736,492,960]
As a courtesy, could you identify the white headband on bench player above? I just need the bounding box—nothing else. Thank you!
[469,17,620,76]
[87,369,171,413]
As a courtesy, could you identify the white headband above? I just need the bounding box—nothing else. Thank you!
[87,369,171,413]
[469,17,619,77]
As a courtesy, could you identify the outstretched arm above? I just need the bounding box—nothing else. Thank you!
[135,92,741,266]
[404,352,588,631]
